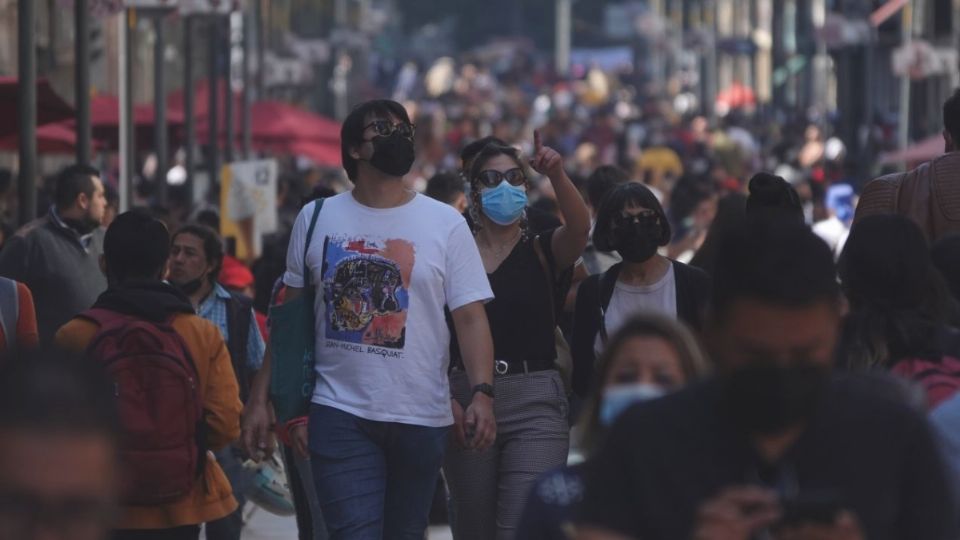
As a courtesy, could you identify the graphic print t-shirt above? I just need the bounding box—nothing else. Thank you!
[283,193,493,426]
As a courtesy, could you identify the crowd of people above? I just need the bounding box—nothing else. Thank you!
[3,79,960,540]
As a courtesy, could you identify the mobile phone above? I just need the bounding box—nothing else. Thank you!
[778,495,843,528]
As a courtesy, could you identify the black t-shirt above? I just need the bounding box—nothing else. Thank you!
[452,230,565,368]
[579,375,959,540]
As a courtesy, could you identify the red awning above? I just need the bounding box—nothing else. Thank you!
[0,77,75,139]
[195,99,340,144]
[0,122,105,155]
[87,94,186,151]
[283,139,342,167]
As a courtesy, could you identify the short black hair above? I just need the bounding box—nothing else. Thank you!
[944,88,960,144]
[425,171,465,206]
[0,349,117,440]
[341,100,412,181]
[460,136,508,171]
[586,165,629,209]
[593,182,672,252]
[173,224,224,285]
[711,222,839,319]
[54,164,100,210]
[195,208,220,232]
[745,172,804,226]
[104,210,170,283]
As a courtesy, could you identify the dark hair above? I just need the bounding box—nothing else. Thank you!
[711,222,839,319]
[460,136,508,171]
[0,349,117,439]
[54,164,100,210]
[745,172,804,226]
[689,193,747,275]
[341,100,412,181]
[839,215,953,368]
[195,208,220,232]
[578,314,710,455]
[669,175,716,226]
[943,88,960,144]
[104,210,171,283]
[593,182,671,252]
[301,185,336,209]
[172,224,224,285]
[425,171,465,206]
[932,234,960,301]
[586,165,630,209]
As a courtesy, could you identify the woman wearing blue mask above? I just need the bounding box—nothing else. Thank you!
[444,132,591,539]
[515,314,710,539]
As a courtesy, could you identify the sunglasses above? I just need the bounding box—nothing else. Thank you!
[476,168,527,188]
[614,211,660,228]
[363,120,415,140]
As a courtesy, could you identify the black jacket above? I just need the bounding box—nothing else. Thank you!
[571,260,711,398]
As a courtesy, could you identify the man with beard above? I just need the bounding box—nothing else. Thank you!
[168,224,264,540]
[0,164,107,341]
[243,99,496,539]
[576,224,958,540]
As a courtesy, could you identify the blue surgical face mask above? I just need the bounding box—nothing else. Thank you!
[599,383,666,426]
[480,181,528,225]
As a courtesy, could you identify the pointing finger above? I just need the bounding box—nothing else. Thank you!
[534,129,543,154]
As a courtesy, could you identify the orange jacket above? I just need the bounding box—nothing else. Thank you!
[55,312,243,530]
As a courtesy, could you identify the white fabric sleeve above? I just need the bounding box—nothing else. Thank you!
[282,202,314,288]
[444,220,494,311]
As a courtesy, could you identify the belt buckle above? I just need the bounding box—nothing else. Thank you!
[495,360,509,376]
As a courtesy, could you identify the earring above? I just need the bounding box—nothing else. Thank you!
[468,198,483,235]
[519,208,530,242]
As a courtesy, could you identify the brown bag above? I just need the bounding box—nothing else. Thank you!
[855,152,960,243]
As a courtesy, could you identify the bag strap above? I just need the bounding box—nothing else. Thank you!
[0,279,18,349]
[532,235,557,326]
[225,292,254,402]
[302,199,325,291]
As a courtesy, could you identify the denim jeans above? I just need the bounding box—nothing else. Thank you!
[308,404,449,540]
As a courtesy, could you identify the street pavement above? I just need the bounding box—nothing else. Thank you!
[215,508,453,539]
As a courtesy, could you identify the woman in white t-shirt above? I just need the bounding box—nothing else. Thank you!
[571,182,711,399]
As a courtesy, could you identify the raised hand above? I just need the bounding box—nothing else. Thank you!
[529,129,565,179]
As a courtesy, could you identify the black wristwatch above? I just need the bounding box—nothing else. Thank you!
[472,383,495,399]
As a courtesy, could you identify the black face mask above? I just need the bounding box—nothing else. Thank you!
[613,220,662,263]
[174,277,207,296]
[721,363,828,435]
[367,131,415,177]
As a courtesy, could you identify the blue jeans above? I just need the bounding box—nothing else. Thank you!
[308,404,449,540]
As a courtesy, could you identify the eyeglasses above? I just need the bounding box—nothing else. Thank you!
[613,211,660,228]
[363,120,415,140]
[475,168,527,188]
